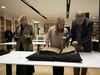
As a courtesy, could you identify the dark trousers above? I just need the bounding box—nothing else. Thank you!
[6,44,12,75]
[53,66,64,75]
[16,43,35,75]
[74,67,87,75]
[6,64,12,75]
[16,65,34,75]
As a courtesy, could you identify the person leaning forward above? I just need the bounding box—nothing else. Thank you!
[70,11,93,75]
[45,18,69,75]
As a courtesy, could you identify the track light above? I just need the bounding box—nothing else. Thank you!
[21,0,47,19]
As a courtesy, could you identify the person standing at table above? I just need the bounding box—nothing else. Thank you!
[70,11,93,75]
[14,16,35,75]
[4,27,13,51]
[46,18,69,75]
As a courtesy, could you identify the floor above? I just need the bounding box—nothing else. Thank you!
[0,64,100,75]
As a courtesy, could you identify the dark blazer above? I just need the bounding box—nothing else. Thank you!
[70,18,93,52]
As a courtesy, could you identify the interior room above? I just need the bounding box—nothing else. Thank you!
[0,0,100,75]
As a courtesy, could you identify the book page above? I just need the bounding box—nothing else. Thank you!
[41,46,76,54]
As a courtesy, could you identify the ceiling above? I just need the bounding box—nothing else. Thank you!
[0,0,99,23]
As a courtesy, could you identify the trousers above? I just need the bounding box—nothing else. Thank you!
[74,67,87,75]
[53,66,64,75]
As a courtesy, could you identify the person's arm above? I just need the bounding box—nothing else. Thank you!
[29,25,35,40]
[65,31,71,42]
[79,21,93,45]
[70,21,77,45]
[45,27,52,47]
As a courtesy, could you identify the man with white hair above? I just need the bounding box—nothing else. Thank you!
[70,11,93,75]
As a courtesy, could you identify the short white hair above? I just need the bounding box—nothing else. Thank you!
[75,11,85,17]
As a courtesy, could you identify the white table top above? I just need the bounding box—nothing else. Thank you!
[92,39,99,42]
[0,41,46,45]
[0,51,100,68]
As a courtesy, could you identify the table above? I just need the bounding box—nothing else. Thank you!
[0,40,46,75]
[0,42,17,75]
[0,40,46,51]
[0,51,100,68]
[0,41,46,45]
[32,40,46,51]
[92,39,99,42]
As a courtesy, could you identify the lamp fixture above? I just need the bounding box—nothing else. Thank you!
[1,6,6,9]
[21,0,47,19]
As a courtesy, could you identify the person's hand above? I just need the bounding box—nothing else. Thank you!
[72,41,83,52]
[72,41,79,51]
[72,41,78,46]
[60,36,66,41]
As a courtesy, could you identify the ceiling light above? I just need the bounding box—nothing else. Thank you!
[34,21,40,23]
[1,6,6,9]
[92,17,96,19]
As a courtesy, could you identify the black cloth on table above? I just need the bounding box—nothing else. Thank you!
[26,50,82,62]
